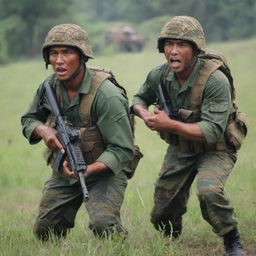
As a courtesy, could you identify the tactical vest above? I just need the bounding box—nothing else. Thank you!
[160,55,248,153]
[44,67,142,177]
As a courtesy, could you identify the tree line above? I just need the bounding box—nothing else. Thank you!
[0,0,255,64]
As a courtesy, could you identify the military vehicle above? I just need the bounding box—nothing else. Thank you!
[105,25,145,52]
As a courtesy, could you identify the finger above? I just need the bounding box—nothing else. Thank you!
[154,108,160,114]
[53,138,65,154]
[63,161,70,174]
[146,116,155,122]
[63,161,76,178]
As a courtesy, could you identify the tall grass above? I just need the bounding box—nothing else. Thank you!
[0,38,255,256]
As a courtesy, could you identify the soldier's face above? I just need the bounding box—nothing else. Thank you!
[164,39,194,74]
[49,46,80,81]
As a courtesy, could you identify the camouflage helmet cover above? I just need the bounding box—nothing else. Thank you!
[158,16,206,53]
[42,24,93,64]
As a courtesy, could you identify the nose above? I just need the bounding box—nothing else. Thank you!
[170,44,178,55]
[56,53,64,64]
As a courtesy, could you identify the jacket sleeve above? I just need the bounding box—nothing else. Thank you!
[198,70,232,144]
[92,80,134,174]
[21,83,50,144]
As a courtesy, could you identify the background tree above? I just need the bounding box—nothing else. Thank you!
[0,0,73,63]
[0,0,255,64]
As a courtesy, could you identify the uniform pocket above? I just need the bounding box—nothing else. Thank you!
[178,109,193,121]
[209,101,228,113]
[80,126,105,164]
[226,112,249,150]
[124,144,143,179]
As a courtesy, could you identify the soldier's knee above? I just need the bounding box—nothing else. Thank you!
[90,219,112,237]
[150,210,162,226]
[34,219,69,241]
[197,186,222,204]
[151,214,182,238]
[151,212,168,231]
[90,218,125,238]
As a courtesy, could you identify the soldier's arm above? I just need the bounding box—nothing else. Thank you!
[147,108,206,141]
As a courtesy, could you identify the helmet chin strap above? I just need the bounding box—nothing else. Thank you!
[183,55,197,72]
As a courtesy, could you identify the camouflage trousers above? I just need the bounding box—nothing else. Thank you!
[34,170,128,241]
[151,145,238,237]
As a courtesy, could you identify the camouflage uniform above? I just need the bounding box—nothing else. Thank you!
[21,24,134,240]
[132,16,239,238]
[33,168,128,239]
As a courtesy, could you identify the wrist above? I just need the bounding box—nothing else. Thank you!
[84,165,92,178]
[33,124,46,138]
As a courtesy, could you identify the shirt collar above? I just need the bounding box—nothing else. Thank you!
[78,68,92,95]
[56,68,92,108]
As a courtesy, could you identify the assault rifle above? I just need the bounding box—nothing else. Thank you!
[44,81,89,202]
[157,83,179,120]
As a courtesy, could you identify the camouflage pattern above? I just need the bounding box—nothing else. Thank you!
[85,171,128,237]
[42,24,93,65]
[34,171,128,240]
[151,144,238,237]
[158,16,206,53]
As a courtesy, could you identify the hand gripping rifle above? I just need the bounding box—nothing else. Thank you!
[157,83,179,120]
[44,81,89,202]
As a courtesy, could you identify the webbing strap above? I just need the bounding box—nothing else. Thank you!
[47,68,116,126]
[79,68,111,125]
[179,59,226,153]
[189,58,223,110]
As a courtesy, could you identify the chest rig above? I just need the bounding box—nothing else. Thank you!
[160,57,231,153]
[44,67,117,167]
[44,67,143,177]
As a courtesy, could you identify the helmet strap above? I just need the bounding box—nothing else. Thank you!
[63,62,85,82]
[62,55,87,82]
[183,55,197,72]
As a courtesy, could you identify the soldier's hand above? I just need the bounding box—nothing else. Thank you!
[34,124,65,153]
[63,161,77,179]
[147,108,171,131]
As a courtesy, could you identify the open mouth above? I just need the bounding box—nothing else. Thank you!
[170,59,181,69]
[56,67,67,76]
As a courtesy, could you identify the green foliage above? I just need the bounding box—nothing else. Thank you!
[136,15,171,49]
[0,0,75,62]
[80,0,256,45]
[0,15,26,64]
[0,38,256,255]
[202,0,256,41]
[0,0,256,63]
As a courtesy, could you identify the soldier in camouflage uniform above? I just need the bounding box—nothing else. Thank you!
[131,16,245,256]
[21,24,134,241]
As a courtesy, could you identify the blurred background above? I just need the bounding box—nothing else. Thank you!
[0,0,256,63]
[1,1,256,255]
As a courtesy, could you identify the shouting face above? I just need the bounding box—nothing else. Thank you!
[49,46,81,81]
[164,39,194,76]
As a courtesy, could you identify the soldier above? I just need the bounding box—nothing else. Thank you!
[131,16,245,256]
[21,24,134,241]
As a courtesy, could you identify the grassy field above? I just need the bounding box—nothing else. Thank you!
[0,38,255,256]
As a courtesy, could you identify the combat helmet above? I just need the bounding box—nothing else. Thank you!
[42,24,93,66]
[158,16,206,53]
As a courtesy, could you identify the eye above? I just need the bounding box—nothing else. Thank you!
[165,41,174,47]
[49,51,58,58]
[63,49,73,56]
[179,42,189,47]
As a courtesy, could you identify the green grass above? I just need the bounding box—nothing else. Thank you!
[0,38,256,256]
